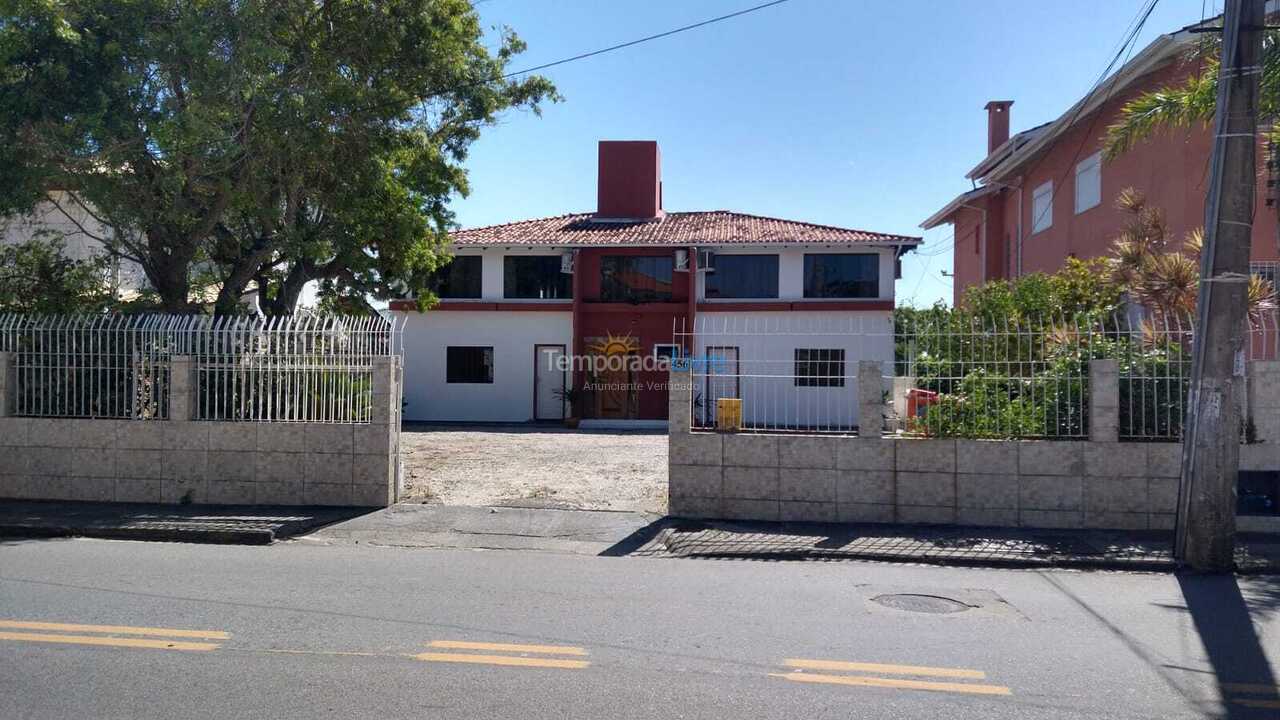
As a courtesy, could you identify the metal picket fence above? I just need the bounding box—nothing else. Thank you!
[674,310,1278,440]
[0,315,174,419]
[0,313,398,423]
[190,314,395,423]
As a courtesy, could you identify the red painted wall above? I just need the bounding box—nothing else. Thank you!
[952,61,1280,304]
[576,247,690,420]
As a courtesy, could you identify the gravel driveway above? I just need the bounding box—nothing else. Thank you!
[399,425,668,513]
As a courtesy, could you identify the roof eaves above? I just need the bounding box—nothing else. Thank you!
[979,31,1193,185]
[919,185,1000,230]
[964,123,1051,180]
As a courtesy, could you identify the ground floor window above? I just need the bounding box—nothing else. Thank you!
[446,346,494,383]
[794,348,845,387]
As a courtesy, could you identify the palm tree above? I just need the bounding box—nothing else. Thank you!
[1106,188,1276,321]
[1103,32,1280,159]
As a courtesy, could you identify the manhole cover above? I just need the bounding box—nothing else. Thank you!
[870,593,973,614]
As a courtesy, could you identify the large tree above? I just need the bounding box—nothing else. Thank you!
[0,0,556,314]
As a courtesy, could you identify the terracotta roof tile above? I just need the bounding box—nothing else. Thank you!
[448,211,920,247]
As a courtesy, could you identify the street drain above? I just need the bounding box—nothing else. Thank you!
[870,593,973,614]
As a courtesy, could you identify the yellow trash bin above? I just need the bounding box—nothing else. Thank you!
[716,398,742,431]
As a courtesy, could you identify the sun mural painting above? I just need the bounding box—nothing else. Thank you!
[586,332,642,358]
[584,332,642,418]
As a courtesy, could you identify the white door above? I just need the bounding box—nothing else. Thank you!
[534,345,566,420]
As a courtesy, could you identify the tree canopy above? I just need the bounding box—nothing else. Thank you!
[1103,31,1280,158]
[0,238,114,314]
[0,0,557,314]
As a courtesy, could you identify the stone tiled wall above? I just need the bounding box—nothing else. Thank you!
[668,361,1280,531]
[0,356,401,507]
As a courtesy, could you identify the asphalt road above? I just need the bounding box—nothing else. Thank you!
[1,536,1278,719]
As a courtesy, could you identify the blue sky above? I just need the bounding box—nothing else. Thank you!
[455,0,1217,307]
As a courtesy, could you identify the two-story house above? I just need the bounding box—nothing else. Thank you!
[922,17,1280,305]
[390,140,920,425]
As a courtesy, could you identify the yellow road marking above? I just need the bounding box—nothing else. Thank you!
[1224,683,1280,696]
[1232,699,1280,709]
[0,631,220,652]
[772,672,1011,696]
[783,658,986,679]
[0,620,228,640]
[414,652,590,669]
[426,640,587,656]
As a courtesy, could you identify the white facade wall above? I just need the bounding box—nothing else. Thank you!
[397,244,901,423]
[692,311,894,430]
[398,309,572,422]
[2,192,147,294]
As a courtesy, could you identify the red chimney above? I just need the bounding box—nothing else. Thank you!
[984,101,1013,155]
[596,140,662,220]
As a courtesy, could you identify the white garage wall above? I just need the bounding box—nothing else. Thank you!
[691,311,893,430]
[396,310,573,422]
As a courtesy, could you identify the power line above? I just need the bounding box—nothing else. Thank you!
[913,0,1162,288]
[1022,0,1162,237]
[498,0,796,80]
[55,0,798,160]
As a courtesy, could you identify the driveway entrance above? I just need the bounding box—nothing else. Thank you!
[399,425,667,513]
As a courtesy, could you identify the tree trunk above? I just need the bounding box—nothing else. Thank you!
[145,235,195,313]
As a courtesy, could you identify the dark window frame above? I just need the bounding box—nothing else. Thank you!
[503,255,572,300]
[802,253,880,299]
[794,348,845,387]
[600,255,675,303]
[446,346,494,384]
[704,254,780,299]
[431,256,483,299]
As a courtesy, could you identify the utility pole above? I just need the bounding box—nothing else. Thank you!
[1175,0,1264,571]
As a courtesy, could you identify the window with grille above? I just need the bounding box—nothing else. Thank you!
[446,346,494,383]
[794,348,845,387]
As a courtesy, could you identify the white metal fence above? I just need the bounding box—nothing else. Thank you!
[0,314,399,423]
[674,310,1279,440]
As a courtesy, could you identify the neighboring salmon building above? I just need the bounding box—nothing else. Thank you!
[390,140,920,425]
[922,18,1280,305]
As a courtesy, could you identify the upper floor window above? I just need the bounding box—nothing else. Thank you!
[705,254,779,299]
[600,255,674,302]
[1075,152,1101,214]
[429,255,482,299]
[1032,180,1053,233]
[504,256,572,299]
[803,253,879,299]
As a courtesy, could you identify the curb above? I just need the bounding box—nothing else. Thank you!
[669,548,1181,572]
[0,524,276,546]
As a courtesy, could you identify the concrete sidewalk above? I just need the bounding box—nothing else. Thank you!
[0,501,366,545]
[4,499,1278,572]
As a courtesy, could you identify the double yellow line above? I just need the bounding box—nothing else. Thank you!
[0,620,228,652]
[772,658,1012,697]
[415,640,590,670]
